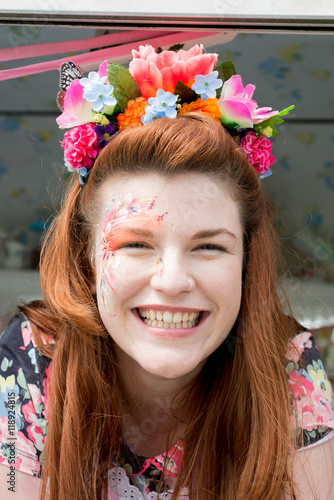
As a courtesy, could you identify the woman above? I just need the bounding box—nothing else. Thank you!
[0,45,333,499]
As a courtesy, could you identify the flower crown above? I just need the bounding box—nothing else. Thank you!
[56,44,294,185]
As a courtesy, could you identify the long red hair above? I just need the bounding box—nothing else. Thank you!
[22,113,299,499]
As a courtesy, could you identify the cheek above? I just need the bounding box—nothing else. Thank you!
[96,250,157,312]
[205,261,243,303]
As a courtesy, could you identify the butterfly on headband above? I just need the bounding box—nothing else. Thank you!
[57,61,84,112]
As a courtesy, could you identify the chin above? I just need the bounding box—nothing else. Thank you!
[140,357,205,381]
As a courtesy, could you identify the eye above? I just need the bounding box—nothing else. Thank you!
[195,244,227,252]
[119,242,149,249]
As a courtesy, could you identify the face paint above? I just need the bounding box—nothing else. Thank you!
[154,257,164,278]
[98,193,167,314]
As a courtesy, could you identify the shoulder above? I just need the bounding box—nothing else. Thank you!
[286,331,334,449]
[0,313,53,477]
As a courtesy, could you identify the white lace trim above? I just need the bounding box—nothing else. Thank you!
[108,467,189,499]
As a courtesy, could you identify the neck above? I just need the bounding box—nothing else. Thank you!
[115,349,201,457]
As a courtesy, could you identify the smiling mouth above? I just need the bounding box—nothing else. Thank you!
[137,309,202,329]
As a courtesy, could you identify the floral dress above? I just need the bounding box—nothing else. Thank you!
[0,314,334,499]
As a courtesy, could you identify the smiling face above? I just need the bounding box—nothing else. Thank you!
[93,172,244,384]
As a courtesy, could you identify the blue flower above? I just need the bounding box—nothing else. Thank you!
[28,348,37,367]
[141,89,177,125]
[80,71,116,112]
[78,168,89,185]
[259,169,272,180]
[64,160,89,185]
[191,71,223,101]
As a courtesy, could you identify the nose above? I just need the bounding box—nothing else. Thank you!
[150,249,195,296]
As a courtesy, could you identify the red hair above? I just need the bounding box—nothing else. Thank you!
[23,113,299,499]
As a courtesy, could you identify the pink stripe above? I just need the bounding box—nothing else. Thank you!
[0,30,171,62]
[0,31,219,82]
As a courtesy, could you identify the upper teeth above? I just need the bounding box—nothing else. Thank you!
[138,309,200,323]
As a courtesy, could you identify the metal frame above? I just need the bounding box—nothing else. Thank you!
[0,13,334,33]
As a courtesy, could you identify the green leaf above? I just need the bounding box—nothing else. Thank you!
[17,368,28,390]
[255,112,290,137]
[277,104,295,116]
[174,80,197,103]
[156,43,185,54]
[256,105,295,136]
[214,61,236,83]
[1,357,9,371]
[214,61,236,98]
[168,43,185,52]
[107,63,140,112]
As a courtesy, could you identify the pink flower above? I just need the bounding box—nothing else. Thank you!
[22,401,45,451]
[61,123,101,169]
[217,75,278,129]
[15,430,41,474]
[21,320,37,349]
[0,418,40,474]
[129,44,218,98]
[292,389,334,431]
[57,62,108,128]
[288,371,315,400]
[240,131,275,174]
[165,442,184,477]
[28,383,43,408]
[286,332,312,363]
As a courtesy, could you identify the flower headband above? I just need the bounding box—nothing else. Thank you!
[56,44,294,185]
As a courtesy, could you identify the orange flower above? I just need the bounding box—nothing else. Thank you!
[178,98,221,123]
[117,97,148,130]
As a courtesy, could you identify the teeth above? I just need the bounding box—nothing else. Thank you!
[142,318,198,329]
[163,311,173,323]
[138,308,202,329]
[138,309,201,322]
[173,312,182,323]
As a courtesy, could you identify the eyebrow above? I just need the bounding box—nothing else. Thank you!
[109,226,237,240]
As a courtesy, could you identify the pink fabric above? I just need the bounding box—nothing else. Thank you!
[0,31,220,82]
[0,31,170,62]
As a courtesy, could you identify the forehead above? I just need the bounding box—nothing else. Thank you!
[98,172,242,238]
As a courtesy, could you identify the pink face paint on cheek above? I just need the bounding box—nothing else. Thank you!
[98,246,120,315]
[98,194,168,314]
